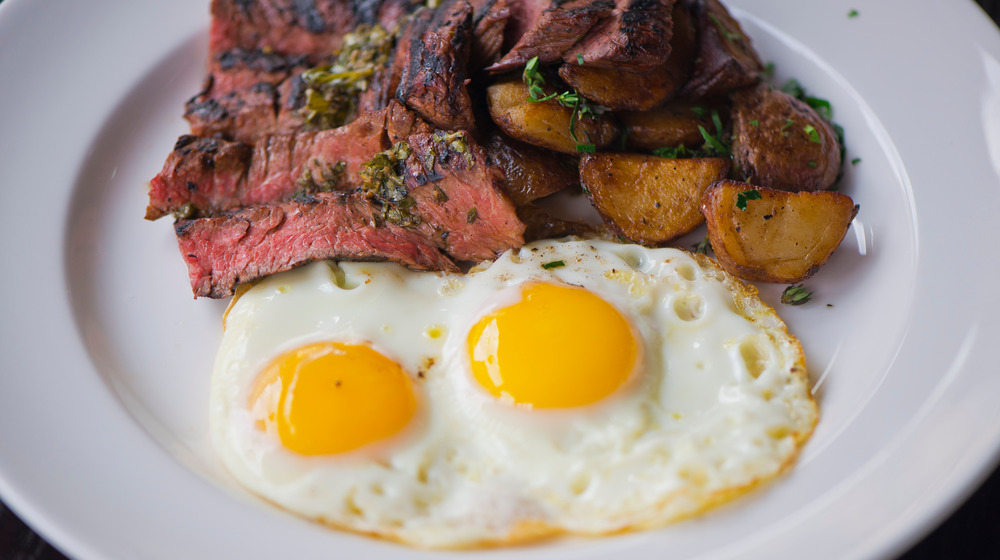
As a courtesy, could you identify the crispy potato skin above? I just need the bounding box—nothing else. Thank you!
[580,154,729,245]
[486,79,620,154]
[701,180,859,283]
[485,132,579,206]
[621,96,729,151]
[681,0,763,98]
[557,0,696,111]
[731,84,842,191]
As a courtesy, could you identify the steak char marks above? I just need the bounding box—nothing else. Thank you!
[158,101,523,297]
[396,0,477,131]
[184,48,312,143]
[487,0,613,73]
[370,131,525,261]
[568,0,674,70]
[174,129,524,298]
[209,0,422,59]
[149,107,401,220]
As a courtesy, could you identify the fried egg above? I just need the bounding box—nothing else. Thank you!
[210,239,817,548]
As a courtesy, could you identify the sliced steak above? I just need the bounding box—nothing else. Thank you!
[148,109,393,220]
[363,131,525,261]
[146,136,253,220]
[396,0,477,131]
[487,0,613,73]
[567,0,674,71]
[184,49,313,143]
[209,0,357,59]
[502,0,549,50]
[470,0,510,70]
[680,0,763,98]
[209,0,423,60]
[175,192,458,298]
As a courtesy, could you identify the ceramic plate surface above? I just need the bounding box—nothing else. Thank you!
[1,0,999,558]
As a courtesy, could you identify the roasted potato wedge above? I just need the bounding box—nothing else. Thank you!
[731,83,842,191]
[620,97,730,152]
[486,79,620,154]
[556,0,696,111]
[580,154,730,245]
[485,131,580,206]
[681,0,763,98]
[701,180,859,283]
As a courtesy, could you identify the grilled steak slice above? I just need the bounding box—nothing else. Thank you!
[208,48,311,93]
[185,49,313,143]
[680,0,762,98]
[148,109,393,220]
[557,0,693,110]
[363,131,525,261]
[209,0,354,59]
[396,0,477,131]
[175,192,458,298]
[146,136,253,220]
[567,0,674,71]
[470,0,510,70]
[487,0,613,73]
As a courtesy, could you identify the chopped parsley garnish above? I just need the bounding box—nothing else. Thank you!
[653,145,693,158]
[781,284,813,305]
[522,56,604,146]
[697,109,730,156]
[805,97,833,120]
[299,24,396,130]
[736,189,762,210]
[780,118,795,137]
[576,143,596,153]
[692,237,712,254]
[781,79,805,99]
[848,9,859,18]
[541,260,566,269]
[803,124,821,143]
[750,119,759,127]
[851,157,862,165]
[360,141,420,227]
[807,160,818,167]
[576,53,585,65]
[708,13,742,42]
[698,125,729,156]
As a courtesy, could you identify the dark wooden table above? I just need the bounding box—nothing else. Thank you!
[2,1,1000,558]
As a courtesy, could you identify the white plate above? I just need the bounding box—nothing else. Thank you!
[1,0,999,558]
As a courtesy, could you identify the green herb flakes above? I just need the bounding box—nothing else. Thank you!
[781,284,813,305]
[692,237,711,254]
[803,124,821,143]
[541,260,566,269]
[735,189,762,211]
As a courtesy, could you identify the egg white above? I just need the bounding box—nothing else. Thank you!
[210,239,817,548]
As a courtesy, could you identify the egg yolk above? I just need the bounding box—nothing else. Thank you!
[250,342,416,455]
[467,282,638,408]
